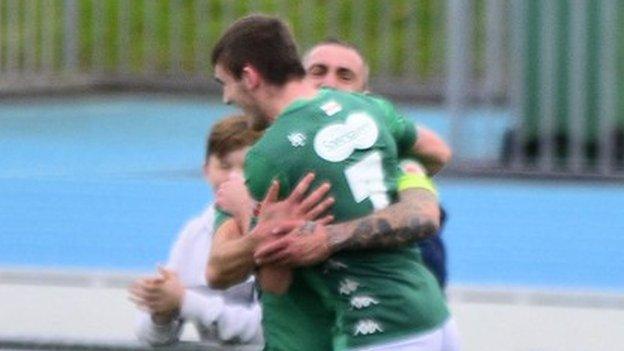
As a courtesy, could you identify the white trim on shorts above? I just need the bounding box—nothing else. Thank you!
[349,318,461,351]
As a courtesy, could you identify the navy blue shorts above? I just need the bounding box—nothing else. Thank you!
[417,207,448,290]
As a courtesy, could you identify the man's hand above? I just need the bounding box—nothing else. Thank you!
[258,173,334,224]
[254,221,331,267]
[400,159,427,177]
[252,174,334,294]
[251,174,335,266]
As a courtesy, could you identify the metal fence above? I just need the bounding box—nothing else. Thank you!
[503,0,623,177]
[0,0,621,176]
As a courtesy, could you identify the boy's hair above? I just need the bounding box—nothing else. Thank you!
[206,115,262,162]
[211,14,305,86]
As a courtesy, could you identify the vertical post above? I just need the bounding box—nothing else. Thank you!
[446,0,472,160]
[484,0,505,104]
[326,0,339,38]
[143,0,157,73]
[221,0,234,35]
[92,0,106,73]
[276,0,289,18]
[432,0,446,81]
[352,0,366,67]
[404,0,418,79]
[169,0,182,73]
[42,0,55,75]
[249,0,261,13]
[194,0,208,75]
[7,0,19,75]
[509,0,527,169]
[537,0,557,172]
[301,0,314,50]
[25,0,37,74]
[0,0,3,76]
[598,0,618,174]
[568,0,588,172]
[64,0,77,73]
[117,0,130,73]
[378,1,392,77]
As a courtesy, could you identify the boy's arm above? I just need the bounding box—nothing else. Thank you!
[207,176,334,291]
[134,310,183,346]
[206,218,257,289]
[206,216,293,294]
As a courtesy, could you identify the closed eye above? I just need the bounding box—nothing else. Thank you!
[308,64,328,77]
[337,68,355,81]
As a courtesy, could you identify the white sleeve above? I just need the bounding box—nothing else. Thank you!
[215,302,263,344]
[165,221,195,272]
[134,310,184,346]
[179,288,262,344]
[178,289,224,328]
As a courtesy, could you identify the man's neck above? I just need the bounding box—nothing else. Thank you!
[263,79,318,122]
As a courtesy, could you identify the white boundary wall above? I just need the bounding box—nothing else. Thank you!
[1,269,623,351]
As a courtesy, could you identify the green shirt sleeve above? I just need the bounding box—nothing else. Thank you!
[213,207,232,232]
[370,96,418,157]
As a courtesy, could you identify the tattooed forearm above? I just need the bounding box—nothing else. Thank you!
[327,188,440,252]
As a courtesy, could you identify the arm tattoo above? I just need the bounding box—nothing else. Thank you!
[327,188,439,252]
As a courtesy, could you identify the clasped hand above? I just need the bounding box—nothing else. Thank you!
[217,172,335,267]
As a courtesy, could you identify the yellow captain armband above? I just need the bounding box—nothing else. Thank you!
[397,172,438,197]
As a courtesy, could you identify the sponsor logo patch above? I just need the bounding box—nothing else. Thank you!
[314,112,378,162]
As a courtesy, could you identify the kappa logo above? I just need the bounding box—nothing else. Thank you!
[323,259,348,274]
[339,278,359,295]
[314,112,379,162]
[288,132,306,147]
[320,100,342,116]
[326,259,348,270]
[353,319,383,336]
[350,295,379,309]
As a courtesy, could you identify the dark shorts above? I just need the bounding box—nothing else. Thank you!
[417,207,448,290]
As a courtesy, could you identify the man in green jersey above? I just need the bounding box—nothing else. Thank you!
[208,15,458,350]
[303,38,451,290]
[303,38,451,176]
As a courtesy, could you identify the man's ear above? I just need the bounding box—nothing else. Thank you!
[241,65,260,89]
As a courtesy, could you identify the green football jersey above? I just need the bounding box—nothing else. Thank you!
[245,88,449,350]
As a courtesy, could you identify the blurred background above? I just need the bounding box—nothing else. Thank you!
[0,1,622,350]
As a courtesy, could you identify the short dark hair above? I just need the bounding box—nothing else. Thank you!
[211,14,305,86]
[303,37,370,87]
[312,37,365,58]
[206,115,262,162]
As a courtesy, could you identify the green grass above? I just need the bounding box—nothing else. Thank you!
[0,0,450,79]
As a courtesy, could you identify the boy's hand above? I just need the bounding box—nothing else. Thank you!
[128,268,185,318]
[217,172,255,233]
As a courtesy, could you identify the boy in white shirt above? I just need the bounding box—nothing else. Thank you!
[129,115,263,346]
